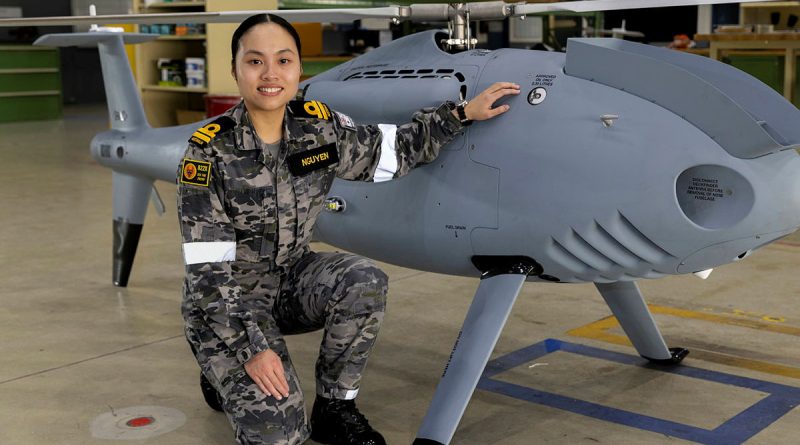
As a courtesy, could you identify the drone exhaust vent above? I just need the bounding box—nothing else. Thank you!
[343,69,466,82]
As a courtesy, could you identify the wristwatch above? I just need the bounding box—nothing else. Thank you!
[455,99,473,126]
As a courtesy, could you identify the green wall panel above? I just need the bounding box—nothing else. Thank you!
[0,72,60,93]
[796,56,800,106]
[0,46,62,121]
[0,95,62,122]
[724,54,800,107]
[0,49,59,69]
[303,59,350,77]
[725,55,783,94]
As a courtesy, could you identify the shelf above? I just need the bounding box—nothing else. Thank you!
[156,34,207,40]
[0,90,60,98]
[695,33,800,41]
[142,85,208,93]
[0,68,58,74]
[141,1,206,8]
[742,1,800,8]
[279,0,381,8]
[0,45,56,51]
[134,0,274,127]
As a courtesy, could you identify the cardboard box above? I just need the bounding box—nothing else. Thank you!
[176,109,206,125]
[294,23,323,57]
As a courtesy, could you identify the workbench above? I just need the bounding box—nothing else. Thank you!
[695,33,800,104]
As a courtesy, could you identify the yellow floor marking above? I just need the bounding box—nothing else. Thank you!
[649,305,800,336]
[568,305,800,379]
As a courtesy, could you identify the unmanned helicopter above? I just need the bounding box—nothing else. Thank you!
[1,1,798,443]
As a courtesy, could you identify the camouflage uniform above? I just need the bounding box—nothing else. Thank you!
[178,99,463,445]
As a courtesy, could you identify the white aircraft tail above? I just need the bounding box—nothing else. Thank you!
[34,33,156,131]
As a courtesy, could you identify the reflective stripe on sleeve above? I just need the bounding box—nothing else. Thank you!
[182,241,236,265]
[373,124,398,183]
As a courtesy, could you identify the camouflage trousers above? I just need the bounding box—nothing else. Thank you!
[183,251,389,445]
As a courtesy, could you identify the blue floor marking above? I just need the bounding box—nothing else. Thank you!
[477,339,800,445]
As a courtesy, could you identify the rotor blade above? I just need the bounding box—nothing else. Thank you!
[516,0,783,15]
[0,7,403,27]
[0,0,783,28]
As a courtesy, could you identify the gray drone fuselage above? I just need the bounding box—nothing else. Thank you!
[310,31,800,283]
[89,30,800,284]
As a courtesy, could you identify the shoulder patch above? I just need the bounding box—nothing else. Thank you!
[335,111,356,131]
[189,116,235,147]
[286,143,339,176]
[180,158,212,187]
[289,100,332,121]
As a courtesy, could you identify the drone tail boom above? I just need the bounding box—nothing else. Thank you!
[34,33,156,131]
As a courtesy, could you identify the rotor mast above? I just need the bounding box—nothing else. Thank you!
[445,4,475,51]
[405,2,516,52]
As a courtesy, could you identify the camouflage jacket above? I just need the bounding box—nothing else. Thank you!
[177,99,463,364]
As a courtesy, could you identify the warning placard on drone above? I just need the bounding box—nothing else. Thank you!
[531,74,556,87]
[686,177,724,201]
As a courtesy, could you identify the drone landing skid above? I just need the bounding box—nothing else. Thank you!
[595,281,689,364]
[414,267,532,445]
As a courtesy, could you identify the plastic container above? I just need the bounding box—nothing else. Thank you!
[204,94,241,117]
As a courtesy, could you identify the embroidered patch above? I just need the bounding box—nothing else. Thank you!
[336,112,356,131]
[286,144,339,176]
[289,100,332,120]
[188,116,235,147]
[180,159,212,187]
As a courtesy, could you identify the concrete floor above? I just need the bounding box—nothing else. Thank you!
[2,105,799,445]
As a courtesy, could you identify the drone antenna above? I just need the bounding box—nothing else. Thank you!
[89,4,98,32]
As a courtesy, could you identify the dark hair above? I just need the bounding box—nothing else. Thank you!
[231,14,302,63]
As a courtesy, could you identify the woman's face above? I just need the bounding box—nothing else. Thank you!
[232,23,301,115]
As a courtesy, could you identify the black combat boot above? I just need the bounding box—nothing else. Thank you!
[310,395,386,445]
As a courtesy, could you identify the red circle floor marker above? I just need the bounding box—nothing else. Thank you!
[91,406,185,440]
[126,416,155,428]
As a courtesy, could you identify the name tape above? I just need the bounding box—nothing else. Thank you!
[286,143,339,176]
